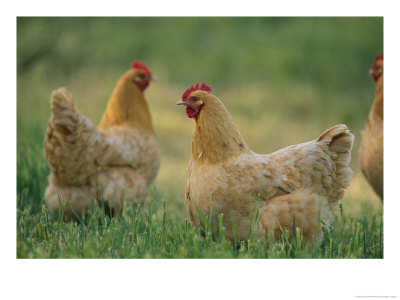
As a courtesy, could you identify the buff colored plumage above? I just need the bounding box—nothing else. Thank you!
[44,62,160,217]
[359,55,383,200]
[178,84,354,243]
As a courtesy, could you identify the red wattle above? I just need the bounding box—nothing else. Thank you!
[186,107,197,118]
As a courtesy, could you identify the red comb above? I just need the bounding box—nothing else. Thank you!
[131,61,152,77]
[370,53,383,82]
[182,82,212,100]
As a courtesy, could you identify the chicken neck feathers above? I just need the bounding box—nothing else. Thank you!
[98,73,155,134]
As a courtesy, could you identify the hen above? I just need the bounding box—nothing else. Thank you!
[359,54,383,200]
[177,83,354,243]
[44,61,160,217]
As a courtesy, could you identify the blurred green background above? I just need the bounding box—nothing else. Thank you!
[17,17,383,219]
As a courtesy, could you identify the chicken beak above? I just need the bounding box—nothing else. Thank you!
[176,100,185,106]
[150,76,158,82]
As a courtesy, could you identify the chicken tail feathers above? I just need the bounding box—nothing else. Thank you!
[316,124,354,189]
[44,88,100,186]
[50,88,78,136]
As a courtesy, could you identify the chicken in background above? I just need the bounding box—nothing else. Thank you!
[44,61,160,217]
[359,54,383,200]
[177,83,354,243]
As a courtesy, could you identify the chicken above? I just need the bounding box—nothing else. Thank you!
[359,54,383,200]
[44,61,160,218]
[177,83,354,243]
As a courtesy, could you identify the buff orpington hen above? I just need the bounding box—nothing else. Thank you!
[177,83,354,243]
[359,54,383,200]
[44,61,160,218]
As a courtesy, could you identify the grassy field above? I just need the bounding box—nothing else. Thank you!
[17,17,383,258]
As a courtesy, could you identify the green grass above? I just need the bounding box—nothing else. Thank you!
[17,183,383,259]
[17,17,383,258]
[16,142,383,258]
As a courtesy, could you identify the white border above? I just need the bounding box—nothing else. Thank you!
[3,1,400,299]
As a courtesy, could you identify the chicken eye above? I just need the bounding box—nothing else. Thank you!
[192,97,198,101]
